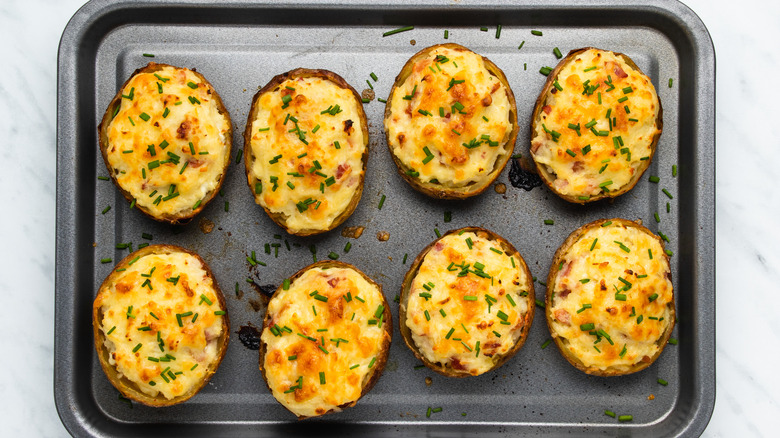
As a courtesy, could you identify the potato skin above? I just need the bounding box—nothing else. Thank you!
[530,48,663,204]
[97,63,232,224]
[384,44,519,199]
[258,260,392,419]
[244,69,369,236]
[545,218,675,376]
[398,227,534,377]
[92,244,230,407]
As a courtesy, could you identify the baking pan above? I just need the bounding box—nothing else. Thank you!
[55,0,715,436]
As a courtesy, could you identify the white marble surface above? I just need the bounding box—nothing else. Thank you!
[0,0,776,436]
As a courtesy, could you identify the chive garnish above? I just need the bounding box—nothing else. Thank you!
[618,415,633,422]
[553,47,562,59]
[132,343,142,353]
[539,66,552,76]
[580,323,595,331]
[531,30,543,36]
[383,26,414,37]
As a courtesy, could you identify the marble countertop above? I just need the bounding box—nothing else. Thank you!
[1,0,776,436]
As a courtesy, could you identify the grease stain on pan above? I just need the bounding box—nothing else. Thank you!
[509,158,543,191]
[237,324,262,350]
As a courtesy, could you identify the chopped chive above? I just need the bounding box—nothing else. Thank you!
[541,339,552,349]
[383,26,414,37]
[553,47,562,59]
[662,188,673,199]
[580,323,595,331]
[605,410,616,418]
[132,343,142,353]
[668,338,678,345]
[618,415,633,422]
[539,66,552,76]
[531,30,543,36]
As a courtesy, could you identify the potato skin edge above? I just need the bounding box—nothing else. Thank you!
[257,260,392,419]
[398,227,535,377]
[97,63,233,224]
[92,244,231,407]
[530,48,663,204]
[384,44,519,200]
[244,68,369,236]
[544,218,675,376]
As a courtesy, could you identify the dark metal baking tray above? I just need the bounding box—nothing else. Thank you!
[55,0,715,436]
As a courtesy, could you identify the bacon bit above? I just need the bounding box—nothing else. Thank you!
[600,279,607,291]
[554,309,571,325]
[625,269,634,275]
[477,321,488,330]
[438,297,450,305]
[558,287,572,299]
[481,341,502,357]
[490,82,501,94]
[531,138,544,154]
[542,105,552,115]
[605,307,617,315]
[189,158,205,168]
[205,327,219,342]
[572,161,585,172]
[176,120,191,139]
[397,133,406,145]
[343,119,354,134]
[614,65,628,78]
[481,94,492,106]
[450,357,467,370]
[336,163,350,179]
[327,277,340,288]
[434,242,444,251]
[561,261,573,277]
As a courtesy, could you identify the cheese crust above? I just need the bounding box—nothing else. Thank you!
[93,245,229,406]
[531,48,662,203]
[259,261,391,418]
[99,63,232,223]
[245,69,368,236]
[546,219,675,376]
[400,228,534,377]
[384,44,518,199]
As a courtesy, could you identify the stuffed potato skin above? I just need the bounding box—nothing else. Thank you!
[244,69,369,236]
[545,218,675,376]
[258,261,391,419]
[98,63,232,224]
[399,227,534,377]
[384,44,518,199]
[92,244,230,407]
[530,48,663,204]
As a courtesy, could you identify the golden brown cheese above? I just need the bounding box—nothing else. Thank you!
[94,251,226,400]
[386,46,512,187]
[260,266,388,418]
[105,65,231,216]
[548,222,673,373]
[531,49,661,198]
[405,232,531,375]
[247,76,366,233]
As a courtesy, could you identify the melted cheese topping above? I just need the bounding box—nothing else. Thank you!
[94,251,225,400]
[261,266,388,418]
[105,65,231,217]
[405,232,531,376]
[385,46,512,188]
[531,49,661,198]
[247,76,366,233]
[548,222,673,372]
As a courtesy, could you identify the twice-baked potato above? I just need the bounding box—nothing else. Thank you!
[244,69,369,236]
[93,244,230,406]
[530,48,662,203]
[399,227,534,377]
[384,44,518,199]
[258,261,391,419]
[98,63,232,224]
[546,218,675,376]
